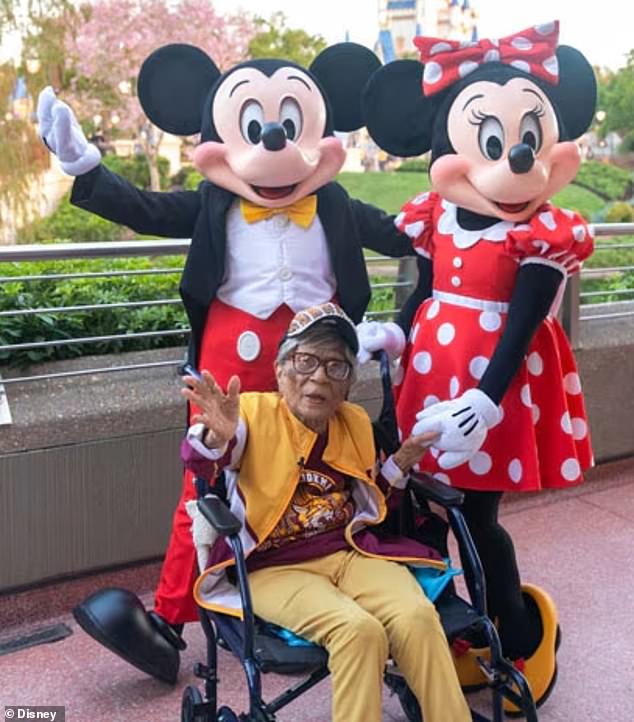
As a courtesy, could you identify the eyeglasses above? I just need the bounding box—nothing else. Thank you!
[289,352,352,381]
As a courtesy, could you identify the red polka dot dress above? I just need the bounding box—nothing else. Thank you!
[394,192,594,491]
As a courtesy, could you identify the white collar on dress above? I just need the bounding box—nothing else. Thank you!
[438,200,516,249]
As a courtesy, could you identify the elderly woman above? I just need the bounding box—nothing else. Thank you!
[181,302,471,722]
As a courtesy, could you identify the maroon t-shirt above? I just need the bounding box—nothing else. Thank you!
[247,433,352,571]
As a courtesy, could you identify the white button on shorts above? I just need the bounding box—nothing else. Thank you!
[237,331,261,362]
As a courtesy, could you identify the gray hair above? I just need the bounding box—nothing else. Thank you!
[277,324,357,378]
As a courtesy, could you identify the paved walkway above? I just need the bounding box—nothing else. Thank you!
[1,457,633,722]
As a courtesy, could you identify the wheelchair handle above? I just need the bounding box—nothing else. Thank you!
[372,349,400,456]
[408,471,465,508]
[198,495,242,537]
[180,362,202,381]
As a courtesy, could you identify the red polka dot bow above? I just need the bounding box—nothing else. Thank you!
[414,21,560,96]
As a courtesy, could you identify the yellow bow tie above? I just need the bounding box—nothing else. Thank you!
[240,195,317,229]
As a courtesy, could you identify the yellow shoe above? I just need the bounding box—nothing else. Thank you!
[451,638,490,691]
[503,583,559,717]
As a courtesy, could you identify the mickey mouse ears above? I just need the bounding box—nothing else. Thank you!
[137,42,382,138]
[138,44,220,135]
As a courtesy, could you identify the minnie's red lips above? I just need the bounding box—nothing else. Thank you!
[496,200,530,214]
[252,184,297,200]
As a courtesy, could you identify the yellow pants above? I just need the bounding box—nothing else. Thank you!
[249,549,471,722]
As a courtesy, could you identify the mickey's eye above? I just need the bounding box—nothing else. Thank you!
[279,97,302,141]
[519,112,543,153]
[240,100,264,144]
[478,116,505,161]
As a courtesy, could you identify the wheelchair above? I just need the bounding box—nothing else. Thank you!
[180,352,539,722]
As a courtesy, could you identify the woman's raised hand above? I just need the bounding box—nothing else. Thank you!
[181,371,241,448]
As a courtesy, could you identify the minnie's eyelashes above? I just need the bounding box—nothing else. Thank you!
[467,108,491,126]
[529,103,546,118]
[468,104,544,130]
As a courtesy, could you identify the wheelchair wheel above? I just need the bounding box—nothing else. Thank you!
[181,685,204,722]
[216,707,239,722]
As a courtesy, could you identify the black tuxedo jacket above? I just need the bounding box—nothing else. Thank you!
[72,165,414,365]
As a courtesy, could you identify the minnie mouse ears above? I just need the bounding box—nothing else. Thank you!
[138,44,220,135]
[363,43,597,157]
[546,45,597,140]
[310,43,381,132]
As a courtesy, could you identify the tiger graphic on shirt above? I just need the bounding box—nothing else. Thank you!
[258,468,354,551]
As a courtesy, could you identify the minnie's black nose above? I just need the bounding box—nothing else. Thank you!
[508,143,535,174]
[261,122,287,151]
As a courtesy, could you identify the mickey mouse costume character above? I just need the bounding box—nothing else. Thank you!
[37,42,414,683]
[358,21,596,711]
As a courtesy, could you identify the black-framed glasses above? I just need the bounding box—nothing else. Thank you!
[289,352,352,381]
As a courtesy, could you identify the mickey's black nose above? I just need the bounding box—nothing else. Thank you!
[261,122,287,151]
[508,143,535,174]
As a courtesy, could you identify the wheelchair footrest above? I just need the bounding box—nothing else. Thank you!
[435,593,484,641]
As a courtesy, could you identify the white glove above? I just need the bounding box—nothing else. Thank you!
[37,86,101,176]
[412,389,501,470]
[356,321,406,365]
[185,496,219,572]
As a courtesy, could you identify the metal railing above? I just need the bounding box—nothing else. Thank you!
[566,222,634,347]
[0,240,407,385]
[1,222,633,385]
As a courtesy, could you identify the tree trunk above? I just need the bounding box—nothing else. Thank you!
[148,152,161,192]
[141,122,163,191]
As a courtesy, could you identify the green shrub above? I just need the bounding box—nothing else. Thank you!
[169,165,205,190]
[582,272,634,304]
[182,167,205,191]
[604,201,634,223]
[0,256,188,367]
[395,158,430,174]
[618,130,634,154]
[573,160,632,201]
[366,275,396,316]
[102,153,170,190]
[20,194,129,243]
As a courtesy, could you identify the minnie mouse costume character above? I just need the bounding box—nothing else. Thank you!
[37,42,414,683]
[359,21,596,711]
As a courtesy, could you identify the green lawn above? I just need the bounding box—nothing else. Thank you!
[337,172,431,214]
[336,171,604,220]
[551,185,605,220]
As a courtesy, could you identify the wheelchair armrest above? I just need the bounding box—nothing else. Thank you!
[408,471,465,508]
[198,495,242,537]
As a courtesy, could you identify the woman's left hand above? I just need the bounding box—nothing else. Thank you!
[393,430,439,472]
